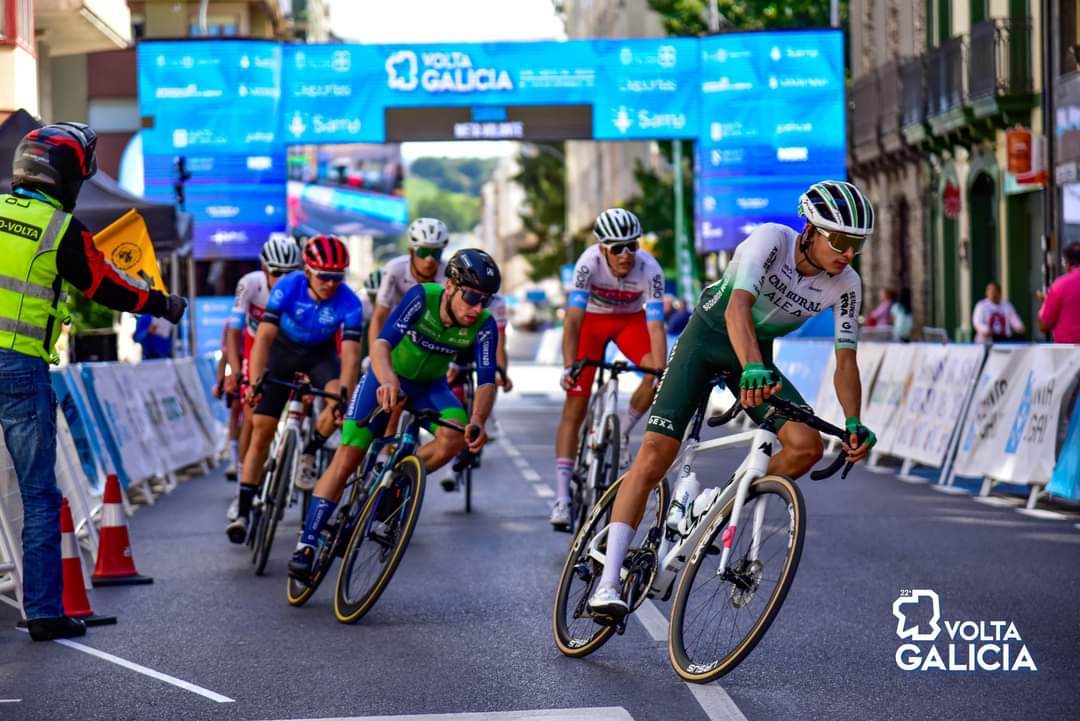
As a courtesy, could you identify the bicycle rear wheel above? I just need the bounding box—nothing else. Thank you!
[333,456,426,624]
[463,462,473,514]
[253,434,295,576]
[668,474,805,683]
[552,473,668,658]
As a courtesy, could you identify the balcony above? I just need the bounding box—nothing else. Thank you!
[901,56,928,144]
[36,0,130,55]
[968,17,1036,119]
[851,71,881,164]
[878,60,904,153]
[927,36,968,135]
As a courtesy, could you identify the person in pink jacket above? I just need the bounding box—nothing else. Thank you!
[1039,244,1080,344]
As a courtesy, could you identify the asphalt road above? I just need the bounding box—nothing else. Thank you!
[3,376,1079,721]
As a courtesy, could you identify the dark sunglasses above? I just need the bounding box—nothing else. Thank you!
[268,269,288,278]
[414,247,443,261]
[313,270,345,282]
[458,287,494,308]
[606,241,639,256]
[818,228,867,256]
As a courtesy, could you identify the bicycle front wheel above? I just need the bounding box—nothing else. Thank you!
[334,456,426,624]
[253,434,296,576]
[552,472,668,658]
[668,474,805,683]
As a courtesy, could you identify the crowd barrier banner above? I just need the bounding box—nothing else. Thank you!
[888,344,987,468]
[862,343,922,454]
[814,342,887,427]
[51,368,109,495]
[535,328,562,366]
[953,345,1080,485]
[134,360,214,471]
[1047,396,1080,501]
[171,357,223,455]
[773,339,833,408]
[196,354,230,426]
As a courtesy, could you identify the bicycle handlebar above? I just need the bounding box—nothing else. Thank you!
[252,372,348,407]
[569,358,664,382]
[353,390,474,436]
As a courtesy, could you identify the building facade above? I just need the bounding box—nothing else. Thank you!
[561,0,666,236]
[850,0,1047,340]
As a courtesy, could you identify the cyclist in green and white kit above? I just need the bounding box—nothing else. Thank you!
[587,180,880,620]
[287,249,501,581]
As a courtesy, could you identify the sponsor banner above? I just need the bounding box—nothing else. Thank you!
[953,345,1080,485]
[1047,394,1080,501]
[172,358,224,454]
[80,363,166,487]
[134,360,214,471]
[814,342,887,428]
[773,338,832,409]
[888,344,987,468]
[196,353,231,425]
[50,369,110,494]
[862,344,921,454]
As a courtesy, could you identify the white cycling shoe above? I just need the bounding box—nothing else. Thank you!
[549,499,572,532]
[588,583,628,620]
[226,496,240,522]
[295,453,318,491]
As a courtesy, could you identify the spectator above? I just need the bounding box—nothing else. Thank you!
[1038,243,1080,344]
[666,297,691,336]
[865,288,896,328]
[972,281,1025,343]
[133,313,174,359]
[891,288,913,342]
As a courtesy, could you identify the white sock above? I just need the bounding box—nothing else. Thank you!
[555,458,573,503]
[228,440,238,467]
[599,522,636,589]
[620,406,644,436]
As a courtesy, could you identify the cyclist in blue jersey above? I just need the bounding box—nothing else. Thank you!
[287,249,501,581]
[226,235,365,544]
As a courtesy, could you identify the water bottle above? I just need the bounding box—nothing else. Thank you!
[666,472,700,532]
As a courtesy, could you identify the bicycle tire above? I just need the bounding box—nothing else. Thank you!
[552,472,669,658]
[254,434,295,576]
[464,462,472,514]
[668,474,805,683]
[333,455,426,624]
[463,375,475,514]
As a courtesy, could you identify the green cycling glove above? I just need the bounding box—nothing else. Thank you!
[739,362,778,390]
[845,417,878,449]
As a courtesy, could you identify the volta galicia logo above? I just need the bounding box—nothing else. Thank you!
[892,589,1036,672]
[385,50,513,93]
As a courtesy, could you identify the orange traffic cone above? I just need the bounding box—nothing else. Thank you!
[61,498,116,627]
[91,474,153,587]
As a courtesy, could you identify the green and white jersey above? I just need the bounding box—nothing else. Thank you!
[697,223,861,349]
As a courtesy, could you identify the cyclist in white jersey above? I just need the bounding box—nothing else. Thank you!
[586,181,881,621]
[368,217,449,346]
[223,236,301,518]
[552,208,667,531]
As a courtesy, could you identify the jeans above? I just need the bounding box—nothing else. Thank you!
[0,348,61,619]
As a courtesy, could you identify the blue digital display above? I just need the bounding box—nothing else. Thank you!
[137,31,844,260]
[695,31,846,252]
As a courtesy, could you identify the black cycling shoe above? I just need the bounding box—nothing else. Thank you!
[440,477,457,492]
[288,545,315,582]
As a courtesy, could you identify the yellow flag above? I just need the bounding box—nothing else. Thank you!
[92,209,167,293]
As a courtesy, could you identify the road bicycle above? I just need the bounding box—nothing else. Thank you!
[565,359,662,534]
[445,363,482,512]
[553,372,861,682]
[330,399,473,624]
[248,373,344,577]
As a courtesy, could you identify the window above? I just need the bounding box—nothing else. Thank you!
[1,0,33,49]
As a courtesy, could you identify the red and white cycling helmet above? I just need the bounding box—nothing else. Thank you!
[303,235,350,272]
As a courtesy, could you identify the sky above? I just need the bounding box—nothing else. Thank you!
[328,0,566,161]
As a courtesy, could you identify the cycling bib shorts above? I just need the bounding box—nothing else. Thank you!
[568,310,652,397]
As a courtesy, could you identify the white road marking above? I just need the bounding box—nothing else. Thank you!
[685,683,750,721]
[633,600,668,642]
[513,457,530,469]
[504,446,522,458]
[931,485,971,495]
[532,483,555,498]
[522,468,542,482]
[257,707,635,721]
[52,639,234,703]
[0,699,21,703]
[972,496,1023,507]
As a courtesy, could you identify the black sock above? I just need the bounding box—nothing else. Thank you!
[303,431,328,456]
[237,484,257,520]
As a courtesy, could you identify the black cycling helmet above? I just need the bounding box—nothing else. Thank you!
[13,122,98,211]
[447,248,501,295]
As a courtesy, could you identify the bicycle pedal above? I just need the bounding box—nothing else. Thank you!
[615,616,629,635]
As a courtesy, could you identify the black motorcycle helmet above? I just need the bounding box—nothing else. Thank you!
[447,248,501,295]
[12,122,98,211]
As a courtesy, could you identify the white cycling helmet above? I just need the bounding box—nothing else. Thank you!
[798,180,875,237]
[408,217,450,249]
[364,268,383,296]
[593,208,642,243]
[260,234,302,271]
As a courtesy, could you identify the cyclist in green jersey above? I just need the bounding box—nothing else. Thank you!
[287,249,501,580]
[587,180,881,620]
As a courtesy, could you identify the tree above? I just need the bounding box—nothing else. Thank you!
[514,143,580,281]
[646,0,846,35]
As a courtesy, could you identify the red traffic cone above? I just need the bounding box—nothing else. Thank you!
[91,474,153,587]
[61,498,116,627]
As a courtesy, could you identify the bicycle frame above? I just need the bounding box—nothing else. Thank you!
[582,368,621,492]
[257,395,306,512]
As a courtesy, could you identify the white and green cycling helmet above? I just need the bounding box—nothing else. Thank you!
[798,180,875,238]
[260,233,302,271]
[408,217,450,249]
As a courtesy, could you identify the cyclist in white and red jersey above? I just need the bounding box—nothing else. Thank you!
[551,208,667,531]
[223,235,301,517]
